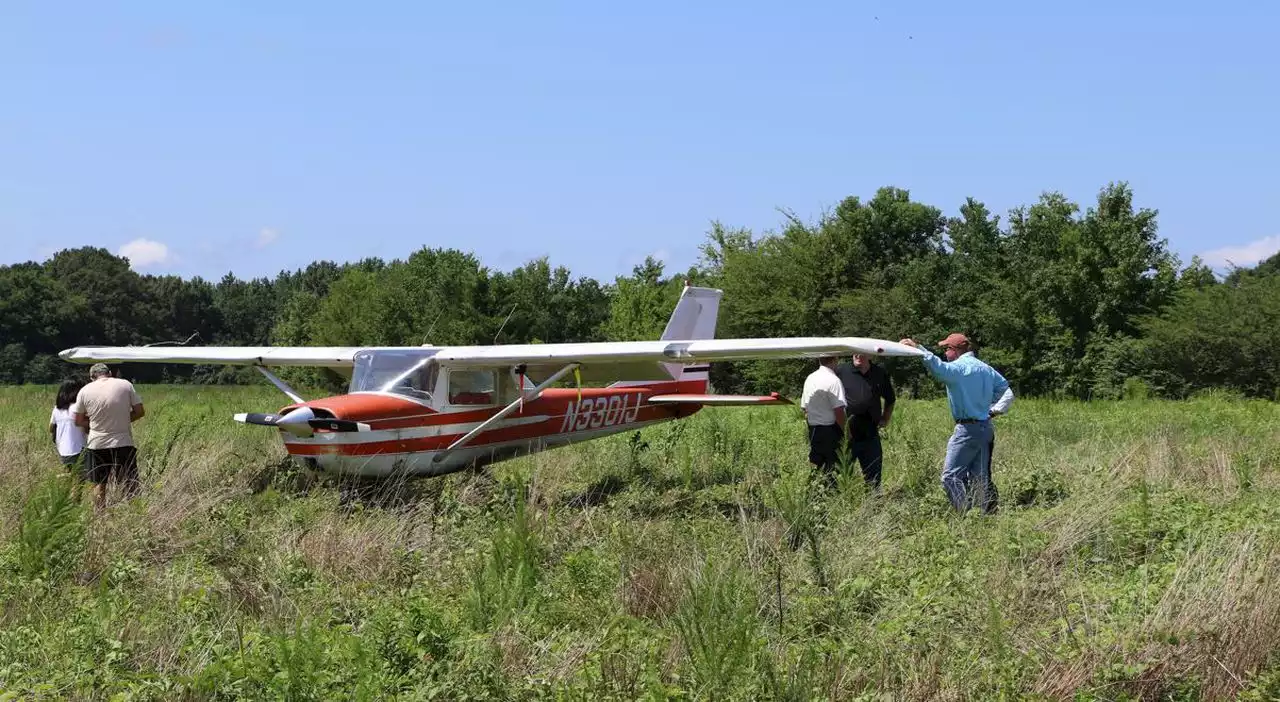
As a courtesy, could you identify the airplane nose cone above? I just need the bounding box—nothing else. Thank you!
[275,406,316,437]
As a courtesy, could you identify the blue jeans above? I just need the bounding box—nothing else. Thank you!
[942,421,994,512]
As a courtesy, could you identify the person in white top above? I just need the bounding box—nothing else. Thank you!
[74,363,145,509]
[50,379,88,469]
[800,355,847,484]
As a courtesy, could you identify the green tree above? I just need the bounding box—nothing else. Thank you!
[599,257,685,342]
[1178,255,1219,291]
[214,274,279,346]
[487,258,611,344]
[1225,250,1280,285]
[1133,274,1280,398]
[45,247,159,346]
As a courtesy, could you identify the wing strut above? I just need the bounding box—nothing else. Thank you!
[432,362,580,464]
[255,365,305,403]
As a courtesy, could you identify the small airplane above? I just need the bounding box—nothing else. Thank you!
[59,285,924,479]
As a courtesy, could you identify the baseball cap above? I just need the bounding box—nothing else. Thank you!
[937,333,970,348]
[89,363,111,377]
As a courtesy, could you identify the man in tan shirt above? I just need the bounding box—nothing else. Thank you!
[75,363,145,508]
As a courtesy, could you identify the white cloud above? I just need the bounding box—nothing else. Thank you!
[1201,235,1280,270]
[621,249,671,271]
[254,227,279,249]
[118,238,173,268]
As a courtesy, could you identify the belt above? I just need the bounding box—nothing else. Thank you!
[955,418,987,424]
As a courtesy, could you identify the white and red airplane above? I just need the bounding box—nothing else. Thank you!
[59,285,923,479]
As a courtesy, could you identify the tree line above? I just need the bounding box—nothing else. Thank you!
[3,181,1277,400]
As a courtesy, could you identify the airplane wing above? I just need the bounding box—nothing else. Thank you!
[432,336,925,381]
[58,336,925,381]
[58,346,366,368]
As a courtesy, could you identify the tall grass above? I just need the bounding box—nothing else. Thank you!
[0,385,1278,699]
[17,473,87,582]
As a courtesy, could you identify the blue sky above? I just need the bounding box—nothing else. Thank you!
[2,1,1277,282]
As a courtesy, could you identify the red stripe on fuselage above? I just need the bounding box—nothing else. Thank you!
[285,402,680,456]
[289,380,705,429]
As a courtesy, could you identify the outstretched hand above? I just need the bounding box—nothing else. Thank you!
[899,338,919,349]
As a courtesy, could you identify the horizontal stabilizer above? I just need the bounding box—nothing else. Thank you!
[648,392,792,406]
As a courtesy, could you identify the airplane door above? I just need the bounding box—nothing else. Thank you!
[445,368,499,409]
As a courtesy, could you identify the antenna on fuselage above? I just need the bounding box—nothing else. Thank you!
[143,331,202,347]
[493,305,517,344]
[422,310,443,346]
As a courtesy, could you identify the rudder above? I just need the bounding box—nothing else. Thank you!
[660,284,721,386]
[609,283,722,388]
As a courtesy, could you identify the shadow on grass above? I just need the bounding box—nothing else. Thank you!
[564,473,629,509]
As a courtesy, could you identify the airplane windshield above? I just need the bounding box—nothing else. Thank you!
[350,349,439,403]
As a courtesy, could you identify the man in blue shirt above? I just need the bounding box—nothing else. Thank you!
[899,333,1011,513]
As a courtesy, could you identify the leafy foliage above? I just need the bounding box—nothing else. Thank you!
[4,182,1275,397]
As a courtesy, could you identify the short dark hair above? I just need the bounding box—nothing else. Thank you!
[55,379,83,410]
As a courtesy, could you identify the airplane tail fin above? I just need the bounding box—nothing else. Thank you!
[660,284,721,342]
[660,284,720,386]
[612,283,721,388]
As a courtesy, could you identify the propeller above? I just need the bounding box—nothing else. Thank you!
[234,406,371,437]
[236,412,284,426]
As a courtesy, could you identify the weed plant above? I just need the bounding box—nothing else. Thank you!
[0,385,1278,699]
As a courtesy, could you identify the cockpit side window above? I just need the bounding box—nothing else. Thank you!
[448,369,496,405]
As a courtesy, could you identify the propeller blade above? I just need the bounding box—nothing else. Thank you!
[234,412,284,426]
[232,408,369,435]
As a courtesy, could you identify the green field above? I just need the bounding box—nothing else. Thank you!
[2,385,1279,700]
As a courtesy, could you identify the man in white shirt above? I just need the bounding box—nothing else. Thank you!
[800,355,847,484]
[75,363,145,509]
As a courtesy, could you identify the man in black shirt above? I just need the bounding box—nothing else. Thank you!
[834,353,896,490]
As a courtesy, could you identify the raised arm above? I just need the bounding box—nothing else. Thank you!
[898,338,964,382]
[919,348,965,382]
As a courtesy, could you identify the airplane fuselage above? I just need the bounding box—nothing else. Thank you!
[279,382,703,478]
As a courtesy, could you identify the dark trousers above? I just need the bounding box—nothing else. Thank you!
[847,416,883,489]
[807,424,843,480]
[88,445,140,496]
